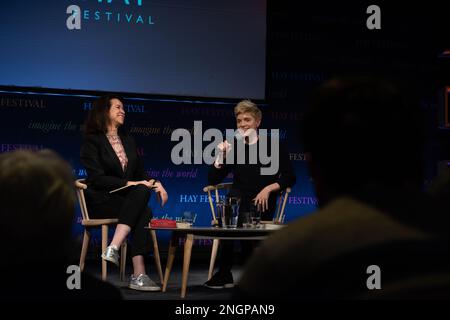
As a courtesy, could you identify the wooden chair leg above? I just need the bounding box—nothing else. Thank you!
[79,229,90,272]
[162,235,177,292]
[208,239,220,280]
[181,234,194,298]
[101,225,108,281]
[150,230,164,284]
[120,242,127,282]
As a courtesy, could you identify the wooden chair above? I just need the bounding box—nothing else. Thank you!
[75,179,164,284]
[203,182,291,280]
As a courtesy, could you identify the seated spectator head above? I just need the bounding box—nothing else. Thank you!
[300,76,423,205]
[0,149,75,266]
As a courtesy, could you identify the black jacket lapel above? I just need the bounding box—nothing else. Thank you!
[101,134,124,178]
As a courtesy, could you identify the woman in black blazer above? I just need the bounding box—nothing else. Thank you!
[80,95,168,291]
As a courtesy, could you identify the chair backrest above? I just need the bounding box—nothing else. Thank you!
[75,179,90,221]
[273,187,291,224]
[202,183,291,224]
[203,182,233,224]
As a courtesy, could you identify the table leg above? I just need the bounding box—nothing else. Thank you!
[150,230,164,284]
[162,233,177,292]
[181,233,194,298]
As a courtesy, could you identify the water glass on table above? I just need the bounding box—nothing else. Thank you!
[241,211,253,228]
[250,203,261,228]
[182,211,194,227]
[218,197,240,229]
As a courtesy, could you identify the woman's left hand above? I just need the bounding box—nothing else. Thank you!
[153,181,168,207]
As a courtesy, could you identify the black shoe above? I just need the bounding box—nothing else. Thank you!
[204,271,234,289]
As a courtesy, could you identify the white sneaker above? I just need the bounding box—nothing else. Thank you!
[101,245,119,266]
[129,274,161,291]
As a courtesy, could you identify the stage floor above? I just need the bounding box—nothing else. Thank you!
[84,263,242,300]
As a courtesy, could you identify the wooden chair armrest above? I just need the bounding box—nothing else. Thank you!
[203,182,233,192]
[75,180,87,190]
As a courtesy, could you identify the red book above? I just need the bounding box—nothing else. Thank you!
[150,218,176,228]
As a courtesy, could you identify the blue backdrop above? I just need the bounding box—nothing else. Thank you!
[0,90,317,247]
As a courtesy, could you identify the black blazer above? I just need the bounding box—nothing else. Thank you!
[80,133,149,205]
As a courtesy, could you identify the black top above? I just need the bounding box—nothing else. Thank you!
[208,138,296,214]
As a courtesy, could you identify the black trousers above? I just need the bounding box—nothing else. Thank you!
[217,194,276,274]
[88,185,152,257]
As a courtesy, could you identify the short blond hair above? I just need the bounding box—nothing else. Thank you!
[234,99,262,121]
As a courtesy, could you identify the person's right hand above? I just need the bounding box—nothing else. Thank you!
[215,140,232,168]
[126,180,153,188]
[217,140,232,155]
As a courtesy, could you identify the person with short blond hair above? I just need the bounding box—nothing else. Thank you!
[234,99,262,121]
[205,99,296,289]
